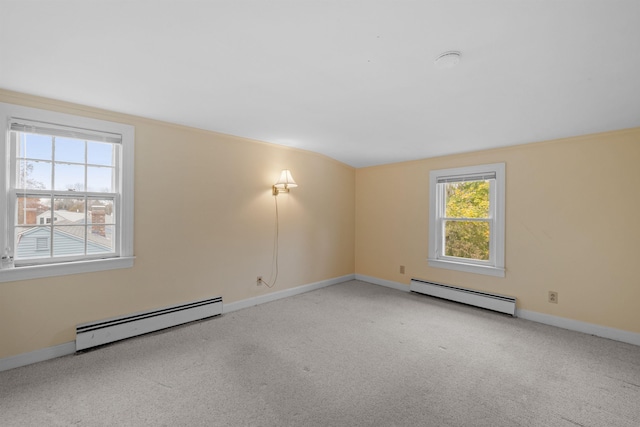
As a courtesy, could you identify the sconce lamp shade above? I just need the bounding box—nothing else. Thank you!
[273,169,297,195]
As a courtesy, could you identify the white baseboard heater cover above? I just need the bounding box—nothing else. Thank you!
[410,279,516,316]
[76,296,223,351]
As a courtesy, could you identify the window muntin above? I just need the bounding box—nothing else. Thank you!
[11,130,120,265]
[0,102,134,282]
[429,164,505,277]
[440,177,493,264]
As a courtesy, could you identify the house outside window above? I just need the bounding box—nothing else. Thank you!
[428,163,505,277]
[0,102,134,282]
[36,237,49,251]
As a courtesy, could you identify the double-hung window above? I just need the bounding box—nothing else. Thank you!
[0,102,134,282]
[428,163,505,277]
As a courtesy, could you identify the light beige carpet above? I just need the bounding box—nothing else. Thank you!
[1,280,639,426]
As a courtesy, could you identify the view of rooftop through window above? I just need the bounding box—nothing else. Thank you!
[14,132,118,259]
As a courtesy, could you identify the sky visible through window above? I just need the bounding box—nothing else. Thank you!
[18,133,115,192]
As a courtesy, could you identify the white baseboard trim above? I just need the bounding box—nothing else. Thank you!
[223,274,356,314]
[357,275,639,347]
[517,309,640,347]
[0,341,76,372]
[355,274,410,292]
[7,274,634,372]
[1,274,356,373]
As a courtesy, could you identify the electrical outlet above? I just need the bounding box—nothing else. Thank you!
[548,291,558,304]
[399,265,405,274]
[257,276,263,286]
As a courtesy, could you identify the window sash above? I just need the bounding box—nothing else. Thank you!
[438,219,493,265]
[11,190,120,264]
[0,101,135,283]
[428,163,505,277]
[433,169,500,267]
[7,126,121,266]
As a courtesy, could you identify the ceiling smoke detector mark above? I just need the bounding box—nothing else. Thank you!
[435,51,461,69]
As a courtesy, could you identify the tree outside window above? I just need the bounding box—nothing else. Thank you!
[428,163,505,277]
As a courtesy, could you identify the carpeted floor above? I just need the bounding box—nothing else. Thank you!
[1,280,639,426]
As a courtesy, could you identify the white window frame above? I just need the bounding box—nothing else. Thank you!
[428,163,505,277]
[0,102,134,282]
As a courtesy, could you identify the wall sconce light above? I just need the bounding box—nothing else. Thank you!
[272,169,298,195]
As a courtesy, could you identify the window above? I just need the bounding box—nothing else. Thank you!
[428,163,505,277]
[0,102,134,282]
[36,237,49,251]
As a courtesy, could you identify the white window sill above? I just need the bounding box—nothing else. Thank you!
[428,258,505,277]
[0,257,135,283]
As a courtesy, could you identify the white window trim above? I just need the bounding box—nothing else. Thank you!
[428,163,505,277]
[0,102,134,283]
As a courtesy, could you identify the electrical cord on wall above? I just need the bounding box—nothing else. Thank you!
[260,195,279,288]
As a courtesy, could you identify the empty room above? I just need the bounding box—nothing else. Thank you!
[1,1,639,426]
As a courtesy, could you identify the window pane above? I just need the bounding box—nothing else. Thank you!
[87,199,115,254]
[88,199,114,224]
[445,180,490,218]
[55,137,85,163]
[17,160,52,190]
[53,197,86,217]
[88,225,115,254]
[5,104,132,272]
[87,166,114,192]
[16,196,50,226]
[54,163,85,191]
[36,236,50,251]
[52,225,86,257]
[87,141,114,166]
[15,226,51,259]
[444,220,490,261]
[18,133,52,160]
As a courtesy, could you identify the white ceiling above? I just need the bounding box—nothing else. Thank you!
[1,1,639,167]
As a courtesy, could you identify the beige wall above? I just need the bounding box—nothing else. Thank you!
[356,128,640,334]
[2,87,638,360]
[0,90,355,359]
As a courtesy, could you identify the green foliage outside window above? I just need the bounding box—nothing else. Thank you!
[444,180,490,260]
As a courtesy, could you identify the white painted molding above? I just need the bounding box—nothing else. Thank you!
[358,275,639,347]
[0,257,135,283]
[224,274,356,314]
[517,309,640,347]
[0,341,76,372]
[6,274,635,373]
[1,274,355,372]
[355,274,410,292]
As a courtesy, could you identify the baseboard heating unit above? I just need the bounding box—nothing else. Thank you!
[410,279,516,316]
[76,296,223,351]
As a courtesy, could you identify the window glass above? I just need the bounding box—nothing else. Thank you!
[87,141,114,166]
[36,236,49,251]
[429,163,505,277]
[16,196,50,226]
[54,163,85,191]
[443,180,491,261]
[1,101,134,282]
[13,136,118,261]
[18,133,52,161]
[87,166,114,192]
[55,137,85,163]
[15,226,51,259]
[444,181,490,218]
[52,225,86,257]
[444,220,490,260]
[17,160,52,190]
